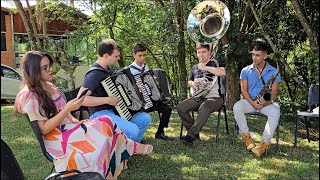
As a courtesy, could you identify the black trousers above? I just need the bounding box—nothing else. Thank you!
[146,101,172,132]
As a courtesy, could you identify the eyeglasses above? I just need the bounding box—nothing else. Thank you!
[41,61,54,72]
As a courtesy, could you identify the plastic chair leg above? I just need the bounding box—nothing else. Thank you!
[275,124,280,150]
[232,120,238,145]
[179,123,183,138]
[224,106,229,134]
[294,116,301,148]
[216,109,221,143]
[305,118,311,143]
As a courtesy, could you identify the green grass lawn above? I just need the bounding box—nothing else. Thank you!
[1,105,319,180]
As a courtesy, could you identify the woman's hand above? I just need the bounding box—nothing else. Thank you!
[79,119,91,124]
[74,119,91,124]
[65,96,85,112]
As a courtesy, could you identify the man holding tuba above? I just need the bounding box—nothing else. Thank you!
[177,43,226,145]
[233,39,281,157]
[178,0,229,145]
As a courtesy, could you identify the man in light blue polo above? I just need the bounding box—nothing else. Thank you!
[233,39,281,157]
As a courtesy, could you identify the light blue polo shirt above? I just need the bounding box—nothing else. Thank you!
[240,62,281,100]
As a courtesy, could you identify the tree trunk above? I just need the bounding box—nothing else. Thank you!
[13,0,37,50]
[46,38,75,90]
[174,0,187,100]
[25,0,42,50]
[291,0,319,56]
[221,35,241,110]
[226,69,240,110]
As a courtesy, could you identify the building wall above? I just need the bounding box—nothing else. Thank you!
[1,14,13,68]
[13,10,76,35]
[1,6,88,69]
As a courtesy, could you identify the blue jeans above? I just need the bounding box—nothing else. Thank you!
[90,109,152,142]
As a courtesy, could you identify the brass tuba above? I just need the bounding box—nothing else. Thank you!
[187,0,230,99]
[187,0,230,46]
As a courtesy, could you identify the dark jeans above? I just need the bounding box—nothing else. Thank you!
[177,97,223,138]
[146,101,172,134]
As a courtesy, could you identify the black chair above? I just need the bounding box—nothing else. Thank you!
[179,76,229,143]
[62,87,89,120]
[1,139,25,180]
[25,115,55,174]
[294,84,319,148]
[232,112,280,150]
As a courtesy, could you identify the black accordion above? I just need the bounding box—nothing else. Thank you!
[100,68,144,120]
[133,68,171,111]
[141,68,171,102]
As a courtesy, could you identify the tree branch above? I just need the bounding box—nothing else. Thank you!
[244,0,307,89]
[291,0,319,56]
[13,0,37,50]
[113,25,163,69]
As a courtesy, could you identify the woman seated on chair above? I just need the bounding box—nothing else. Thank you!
[14,51,153,179]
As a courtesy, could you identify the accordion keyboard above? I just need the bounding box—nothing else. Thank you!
[101,77,132,120]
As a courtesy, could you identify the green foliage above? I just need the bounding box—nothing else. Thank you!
[29,0,319,111]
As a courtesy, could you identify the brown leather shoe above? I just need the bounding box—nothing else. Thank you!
[242,132,255,151]
[251,142,270,157]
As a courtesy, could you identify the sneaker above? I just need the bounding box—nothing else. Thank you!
[180,135,194,145]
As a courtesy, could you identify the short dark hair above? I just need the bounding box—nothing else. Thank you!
[196,43,210,51]
[252,38,271,54]
[98,39,121,57]
[133,43,146,53]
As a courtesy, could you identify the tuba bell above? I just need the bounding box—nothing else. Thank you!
[187,0,230,46]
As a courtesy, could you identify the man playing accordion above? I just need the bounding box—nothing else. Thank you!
[129,43,173,141]
[77,39,152,143]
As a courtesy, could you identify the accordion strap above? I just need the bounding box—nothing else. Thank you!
[130,64,146,73]
[85,63,112,93]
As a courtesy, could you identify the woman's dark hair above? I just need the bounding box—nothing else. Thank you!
[20,51,57,118]
[97,39,121,57]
